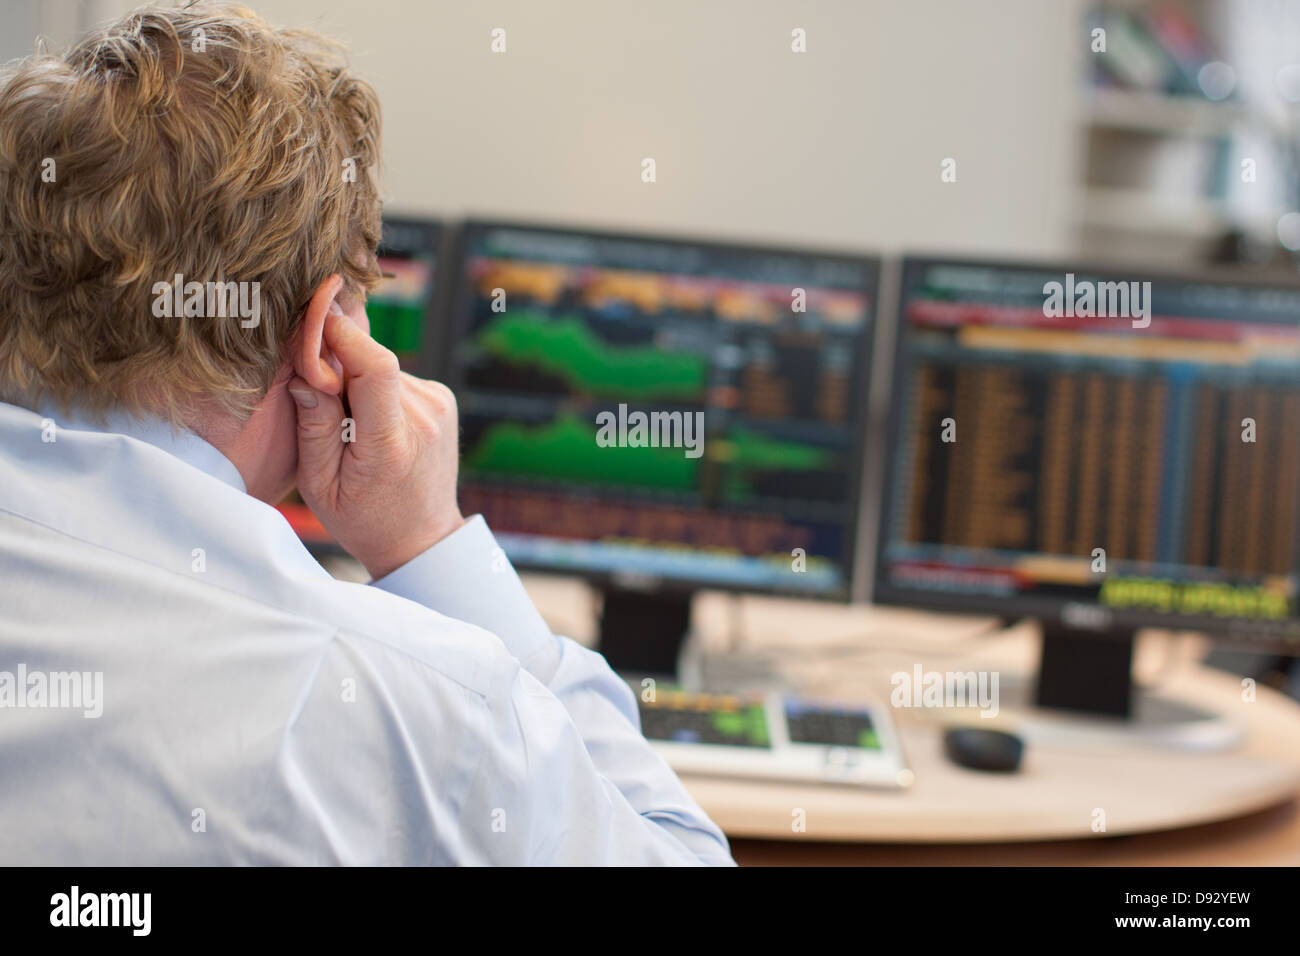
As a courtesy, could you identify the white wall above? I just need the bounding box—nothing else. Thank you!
[0,0,40,63]
[67,0,1086,258]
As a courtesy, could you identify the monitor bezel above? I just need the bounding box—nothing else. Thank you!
[871,253,1300,649]
[443,216,882,603]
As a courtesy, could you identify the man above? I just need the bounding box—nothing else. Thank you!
[0,3,732,865]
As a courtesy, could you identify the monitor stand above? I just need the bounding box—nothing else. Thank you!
[1035,621,1136,717]
[597,586,694,678]
[596,586,796,691]
[1026,620,1243,752]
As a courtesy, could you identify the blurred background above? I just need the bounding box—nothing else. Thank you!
[12,0,1300,273]
[8,0,1300,274]
[4,0,1077,259]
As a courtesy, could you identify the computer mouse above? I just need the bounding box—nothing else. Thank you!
[943,727,1024,773]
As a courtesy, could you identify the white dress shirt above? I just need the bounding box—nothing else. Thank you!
[0,400,732,865]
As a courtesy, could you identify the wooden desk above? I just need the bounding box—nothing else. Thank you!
[521,574,1300,864]
[728,800,1300,865]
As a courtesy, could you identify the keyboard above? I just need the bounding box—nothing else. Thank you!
[784,699,881,749]
[634,687,910,788]
[638,691,772,748]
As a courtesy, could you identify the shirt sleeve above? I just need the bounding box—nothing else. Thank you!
[370,514,734,866]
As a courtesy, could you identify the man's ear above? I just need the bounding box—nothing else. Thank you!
[294,274,346,395]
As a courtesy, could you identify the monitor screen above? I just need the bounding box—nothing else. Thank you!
[444,221,878,598]
[368,217,441,374]
[874,256,1300,648]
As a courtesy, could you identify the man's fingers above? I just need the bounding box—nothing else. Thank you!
[289,375,346,500]
[321,308,402,436]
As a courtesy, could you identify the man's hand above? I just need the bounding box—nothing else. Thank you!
[288,303,465,579]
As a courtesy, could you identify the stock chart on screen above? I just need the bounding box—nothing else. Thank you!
[875,257,1300,644]
[367,218,441,373]
[446,222,878,597]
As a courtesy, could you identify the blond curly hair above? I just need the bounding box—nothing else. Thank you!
[0,2,383,422]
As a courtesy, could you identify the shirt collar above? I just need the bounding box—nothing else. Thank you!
[31,401,248,494]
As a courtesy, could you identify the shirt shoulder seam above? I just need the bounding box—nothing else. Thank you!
[0,504,494,697]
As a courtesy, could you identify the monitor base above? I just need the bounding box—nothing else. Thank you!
[677,647,796,696]
[1020,620,1244,752]
[597,586,693,678]
[1035,621,1136,716]
[1003,673,1246,752]
[1024,699,1245,753]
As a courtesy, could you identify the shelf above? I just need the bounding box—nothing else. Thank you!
[1075,185,1278,238]
[1084,87,1254,136]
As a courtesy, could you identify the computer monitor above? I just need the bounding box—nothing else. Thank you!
[368,216,444,376]
[874,256,1300,715]
[444,220,879,673]
[279,214,443,546]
